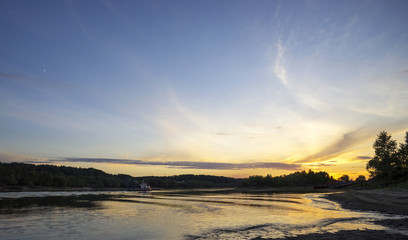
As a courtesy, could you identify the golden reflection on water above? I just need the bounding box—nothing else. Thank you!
[0,191,405,240]
[98,192,391,239]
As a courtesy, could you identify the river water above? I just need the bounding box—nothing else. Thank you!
[0,190,405,239]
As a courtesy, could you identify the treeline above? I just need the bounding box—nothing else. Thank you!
[0,162,133,188]
[366,131,408,181]
[0,162,340,189]
[0,162,241,189]
[135,174,241,189]
[241,170,333,187]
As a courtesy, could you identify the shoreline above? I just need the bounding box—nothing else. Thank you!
[252,189,408,240]
[0,186,125,192]
[0,186,332,193]
[251,229,408,240]
[325,189,408,215]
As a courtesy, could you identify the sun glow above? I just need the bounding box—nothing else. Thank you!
[0,0,407,179]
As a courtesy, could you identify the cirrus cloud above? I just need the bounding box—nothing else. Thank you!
[31,158,302,171]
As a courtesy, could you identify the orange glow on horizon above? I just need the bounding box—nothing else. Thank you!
[41,160,370,181]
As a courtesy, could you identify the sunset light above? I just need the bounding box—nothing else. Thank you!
[1,1,408,240]
[1,1,407,180]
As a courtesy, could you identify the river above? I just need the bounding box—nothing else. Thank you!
[0,190,405,239]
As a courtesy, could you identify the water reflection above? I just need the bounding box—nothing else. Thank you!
[0,191,406,240]
[0,194,110,215]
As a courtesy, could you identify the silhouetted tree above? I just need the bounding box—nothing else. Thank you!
[0,162,241,189]
[397,132,408,169]
[366,131,398,179]
[366,130,408,181]
[53,175,68,187]
[339,174,350,182]
[355,175,366,182]
[241,170,332,187]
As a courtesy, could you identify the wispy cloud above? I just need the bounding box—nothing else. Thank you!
[65,0,97,45]
[0,150,47,163]
[35,158,302,171]
[0,72,36,82]
[216,132,231,136]
[354,156,371,160]
[0,71,72,89]
[273,39,288,85]
[295,120,408,164]
[295,127,373,163]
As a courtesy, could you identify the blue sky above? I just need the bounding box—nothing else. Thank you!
[1,0,407,178]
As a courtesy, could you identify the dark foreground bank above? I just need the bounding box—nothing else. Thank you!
[252,189,408,240]
[325,189,408,215]
[252,229,407,240]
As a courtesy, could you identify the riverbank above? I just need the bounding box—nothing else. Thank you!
[326,189,408,237]
[325,188,408,215]
[0,185,333,193]
[253,189,408,240]
[248,188,408,240]
[0,186,124,192]
[252,229,407,240]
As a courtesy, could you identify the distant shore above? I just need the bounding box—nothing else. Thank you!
[0,186,124,192]
[0,185,335,193]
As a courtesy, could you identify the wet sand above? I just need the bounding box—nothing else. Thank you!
[252,189,408,240]
[325,189,408,215]
[252,229,407,240]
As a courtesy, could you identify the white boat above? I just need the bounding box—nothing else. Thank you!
[127,180,152,191]
[139,181,152,191]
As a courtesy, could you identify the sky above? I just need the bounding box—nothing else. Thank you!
[1,0,407,179]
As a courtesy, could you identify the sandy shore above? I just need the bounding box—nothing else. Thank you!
[252,189,408,240]
[251,229,408,240]
[325,189,408,215]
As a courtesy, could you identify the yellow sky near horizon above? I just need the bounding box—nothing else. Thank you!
[1,127,407,180]
[1,1,407,181]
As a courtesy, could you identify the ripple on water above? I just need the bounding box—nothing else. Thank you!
[1,191,407,240]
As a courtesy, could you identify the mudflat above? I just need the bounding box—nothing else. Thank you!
[326,189,408,238]
[252,229,408,240]
[325,189,408,215]
[253,189,408,240]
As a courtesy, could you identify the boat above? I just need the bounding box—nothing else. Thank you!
[139,181,152,191]
[127,180,152,191]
